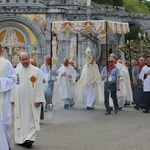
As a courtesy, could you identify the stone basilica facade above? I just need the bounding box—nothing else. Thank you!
[0,0,150,70]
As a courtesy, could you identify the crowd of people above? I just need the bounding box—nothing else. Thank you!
[1,44,150,149]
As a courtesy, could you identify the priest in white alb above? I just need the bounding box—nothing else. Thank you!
[0,45,17,150]
[57,58,77,109]
[76,47,104,110]
[117,59,133,105]
[11,52,45,148]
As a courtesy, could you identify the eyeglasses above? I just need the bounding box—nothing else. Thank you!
[108,61,113,63]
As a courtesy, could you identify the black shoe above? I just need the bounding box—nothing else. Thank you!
[87,107,95,110]
[24,140,33,148]
[118,107,122,111]
[124,102,130,106]
[64,104,69,109]
[110,107,113,111]
[134,106,139,110]
[143,109,149,113]
[105,110,111,115]
[115,109,118,114]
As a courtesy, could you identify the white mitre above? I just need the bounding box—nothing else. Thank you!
[84,46,95,65]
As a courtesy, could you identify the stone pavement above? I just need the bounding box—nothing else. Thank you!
[10,83,150,150]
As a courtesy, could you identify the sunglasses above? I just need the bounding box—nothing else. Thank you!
[108,61,113,63]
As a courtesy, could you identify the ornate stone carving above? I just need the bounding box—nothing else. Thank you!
[0,27,24,46]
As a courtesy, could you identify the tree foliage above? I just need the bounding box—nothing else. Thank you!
[92,0,123,6]
[123,0,149,14]
[128,25,142,41]
[120,25,150,60]
[92,0,150,14]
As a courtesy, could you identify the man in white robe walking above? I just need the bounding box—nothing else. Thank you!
[11,52,45,148]
[117,59,133,106]
[57,58,76,109]
[140,56,150,113]
[0,45,17,150]
[76,53,104,110]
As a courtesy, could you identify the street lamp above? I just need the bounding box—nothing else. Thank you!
[138,32,146,57]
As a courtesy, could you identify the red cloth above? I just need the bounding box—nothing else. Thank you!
[138,64,145,71]
[107,65,116,73]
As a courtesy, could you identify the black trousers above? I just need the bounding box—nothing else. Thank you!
[104,83,118,111]
[141,91,150,109]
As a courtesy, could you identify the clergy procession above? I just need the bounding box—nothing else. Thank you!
[1,44,150,150]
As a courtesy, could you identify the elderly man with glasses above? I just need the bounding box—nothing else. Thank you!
[101,57,121,115]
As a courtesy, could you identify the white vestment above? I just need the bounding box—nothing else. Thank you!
[0,57,16,150]
[76,63,104,108]
[116,62,127,107]
[116,62,127,97]
[12,64,45,144]
[57,65,76,104]
[123,65,133,102]
[140,66,150,91]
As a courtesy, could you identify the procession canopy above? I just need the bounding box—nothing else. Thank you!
[52,20,130,35]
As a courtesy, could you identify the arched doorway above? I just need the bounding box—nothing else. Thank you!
[0,14,46,67]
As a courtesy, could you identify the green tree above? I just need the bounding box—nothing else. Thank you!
[112,0,123,6]
[123,0,149,13]
[128,25,141,40]
[92,0,150,13]
[92,0,123,6]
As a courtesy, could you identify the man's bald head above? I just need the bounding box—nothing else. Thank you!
[30,59,37,67]
[139,57,145,65]
[19,52,30,68]
[63,58,69,67]
[110,53,115,58]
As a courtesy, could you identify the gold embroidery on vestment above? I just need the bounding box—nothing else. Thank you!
[30,76,37,87]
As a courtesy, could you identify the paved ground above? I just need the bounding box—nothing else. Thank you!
[10,84,150,150]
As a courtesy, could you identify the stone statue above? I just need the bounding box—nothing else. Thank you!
[52,35,58,59]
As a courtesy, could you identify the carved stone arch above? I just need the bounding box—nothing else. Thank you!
[0,15,46,56]
[0,23,30,45]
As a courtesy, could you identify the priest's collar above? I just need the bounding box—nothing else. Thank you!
[147,64,150,67]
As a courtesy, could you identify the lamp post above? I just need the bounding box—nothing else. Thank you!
[138,32,146,57]
[127,39,132,80]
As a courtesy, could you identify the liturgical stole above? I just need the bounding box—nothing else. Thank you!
[0,57,7,116]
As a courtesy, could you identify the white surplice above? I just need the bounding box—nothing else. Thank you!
[57,65,76,104]
[0,57,17,150]
[76,63,104,108]
[140,65,150,91]
[12,64,45,144]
